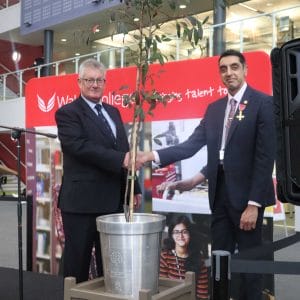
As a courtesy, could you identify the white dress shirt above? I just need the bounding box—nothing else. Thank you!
[82,95,116,137]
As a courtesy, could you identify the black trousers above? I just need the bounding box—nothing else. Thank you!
[211,167,264,300]
[61,212,103,283]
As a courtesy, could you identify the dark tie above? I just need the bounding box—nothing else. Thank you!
[94,103,116,142]
[224,98,237,144]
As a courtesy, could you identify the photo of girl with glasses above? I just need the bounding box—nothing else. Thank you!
[160,215,209,299]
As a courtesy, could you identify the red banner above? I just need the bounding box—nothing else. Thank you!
[25,51,272,127]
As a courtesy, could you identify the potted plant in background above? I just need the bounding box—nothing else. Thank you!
[96,0,207,298]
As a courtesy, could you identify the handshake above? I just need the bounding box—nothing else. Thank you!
[123,151,155,170]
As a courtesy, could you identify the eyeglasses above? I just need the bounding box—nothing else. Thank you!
[81,78,106,86]
[172,229,189,236]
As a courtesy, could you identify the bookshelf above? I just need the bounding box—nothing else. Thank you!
[26,127,63,274]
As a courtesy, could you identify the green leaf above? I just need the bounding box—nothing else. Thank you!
[150,51,160,63]
[134,106,142,118]
[176,22,181,38]
[155,94,163,102]
[203,15,209,25]
[157,53,164,65]
[182,29,187,40]
[145,36,152,48]
[187,28,193,42]
[194,28,199,45]
[153,39,157,52]
[142,63,149,85]
[152,10,158,18]
[161,35,171,42]
[148,110,154,117]
[150,100,156,110]
[130,91,138,104]
[139,109,145,122]
[186,16,197,26]
[155,35,162,43]
[197,26,203,41]
[162,53,168,62]
[122,94,130,107]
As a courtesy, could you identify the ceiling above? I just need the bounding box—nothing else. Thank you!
[1,0,227,60]
[1,0,300,63]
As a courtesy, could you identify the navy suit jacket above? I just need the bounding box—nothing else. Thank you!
[158,86,276,211]
[55,96,139,214]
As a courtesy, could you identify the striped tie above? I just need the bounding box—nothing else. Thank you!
[224,98,237,144]
[94,104,116,142]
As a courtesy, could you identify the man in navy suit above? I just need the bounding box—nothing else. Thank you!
[138,49,276,299]
[55,58,141,283]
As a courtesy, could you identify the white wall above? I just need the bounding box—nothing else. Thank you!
[0,3,20,34]
[0,98,25,130]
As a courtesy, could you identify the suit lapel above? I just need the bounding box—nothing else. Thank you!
[102,103,122,140]
[79,98,116,142]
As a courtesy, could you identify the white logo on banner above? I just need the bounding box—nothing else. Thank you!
[37,93,56,112]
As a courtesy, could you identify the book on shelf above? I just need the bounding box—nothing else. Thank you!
[54,150,62,166]
[37,232,48,257]
[36,205,50,226]
[36,172,50,197]
[36,261,45,273]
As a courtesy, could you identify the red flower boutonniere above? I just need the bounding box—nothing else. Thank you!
[236,100,248,121]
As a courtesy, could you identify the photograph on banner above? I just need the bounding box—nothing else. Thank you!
[151,119,210,214]
[159,213,210,299]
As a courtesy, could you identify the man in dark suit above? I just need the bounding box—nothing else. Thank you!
[138,49,276,299]
[55,58,141,283]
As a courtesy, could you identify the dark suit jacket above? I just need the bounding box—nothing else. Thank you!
[55,96,140,214]
[158,86,276,211]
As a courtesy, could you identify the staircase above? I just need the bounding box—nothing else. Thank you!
[0,132,26,183]
[0,81,18,100]
[0,61,22,100]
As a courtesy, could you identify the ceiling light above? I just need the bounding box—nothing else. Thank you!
[60,38,67,42]
[133,17,139,22]
[12,51,21,63]
[179,4,186,9]
[75,53,80,56]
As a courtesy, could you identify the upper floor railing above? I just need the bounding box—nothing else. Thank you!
[0,0,19,10]
[0,47,128,101]
[1,4,300,101]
